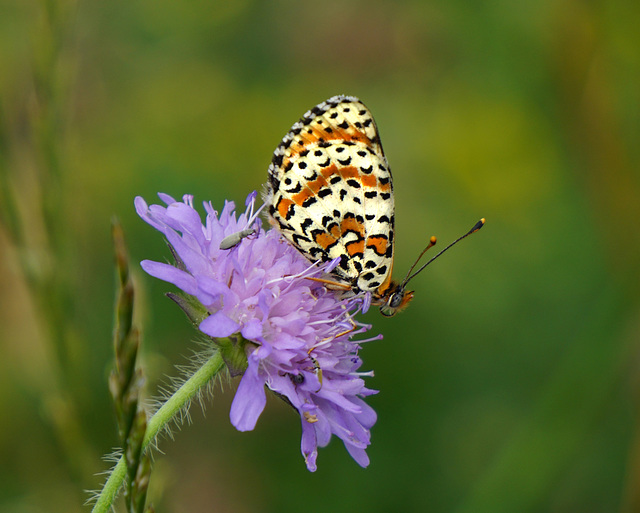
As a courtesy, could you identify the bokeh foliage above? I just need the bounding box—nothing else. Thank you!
[0,1,638,512]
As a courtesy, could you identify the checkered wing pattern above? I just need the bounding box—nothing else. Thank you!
[264,95,395,299]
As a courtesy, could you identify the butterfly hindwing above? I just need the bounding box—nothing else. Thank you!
[264,95,395,299]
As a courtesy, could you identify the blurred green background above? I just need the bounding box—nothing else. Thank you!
[1,0,639,512]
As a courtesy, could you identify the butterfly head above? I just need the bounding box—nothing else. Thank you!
[379,282,414,317]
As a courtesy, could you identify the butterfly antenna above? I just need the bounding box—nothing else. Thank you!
[399,235,438,285]
[402,218,485,286]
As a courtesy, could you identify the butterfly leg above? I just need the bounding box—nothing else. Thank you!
[305,276,352,291]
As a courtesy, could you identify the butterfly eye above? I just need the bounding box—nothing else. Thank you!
[380,289,403,317]
[389,290,405,308]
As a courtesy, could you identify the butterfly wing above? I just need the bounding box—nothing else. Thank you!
[264,95,395,299]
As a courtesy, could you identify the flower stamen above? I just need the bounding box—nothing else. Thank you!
[303,411,319,423]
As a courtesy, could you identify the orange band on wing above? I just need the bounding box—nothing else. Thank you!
[361,175,377,188]
[277,198,294,219]
[306,174,330,194]
[292,189,314,206]
[340,216,365,236]
[345,239,365,256]
[366,235,389,256]
[313,232,339,250]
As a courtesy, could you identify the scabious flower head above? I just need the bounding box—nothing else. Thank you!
[135,191,380,471]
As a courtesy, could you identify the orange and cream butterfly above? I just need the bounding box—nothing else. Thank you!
[264,95,483,316]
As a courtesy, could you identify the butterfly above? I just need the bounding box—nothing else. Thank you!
[263,95,483,316]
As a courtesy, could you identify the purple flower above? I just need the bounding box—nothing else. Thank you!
[135,191,380,471]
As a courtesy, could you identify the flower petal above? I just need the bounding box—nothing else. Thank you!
[140,260,198,295]
[241,318,263,340]
[301,421,318,472]
[345,444,370,468]
[229,360,266,431]
[199,311,240,338]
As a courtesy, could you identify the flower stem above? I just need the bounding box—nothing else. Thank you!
[92,349,226,513]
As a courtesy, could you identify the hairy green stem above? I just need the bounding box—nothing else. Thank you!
[92,350,225,513]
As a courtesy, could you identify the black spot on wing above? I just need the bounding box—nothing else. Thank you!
[300,218,313,234]
[301,196,317,208]
[285,183,303,193]
[292,233,311,246]
[309,246,324,259]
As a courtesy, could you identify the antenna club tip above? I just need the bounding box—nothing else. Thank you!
[429,236,437,245]
[469,218,485,234]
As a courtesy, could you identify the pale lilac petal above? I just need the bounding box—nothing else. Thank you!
[245,190,258,207]
[241,318,263,340]
[135,196,165,231]
[194,276,234,306]
[345,444,370,468]
[301,421,318,472]
[361,292,372,313]
[163,229,211,275]
[166,202,206,246]
[157,192,176,205]
[352,397,377,428]
[312,410,332,447]
[230,361,266,431]
[199,311,240,338]
[140,260,198,295]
